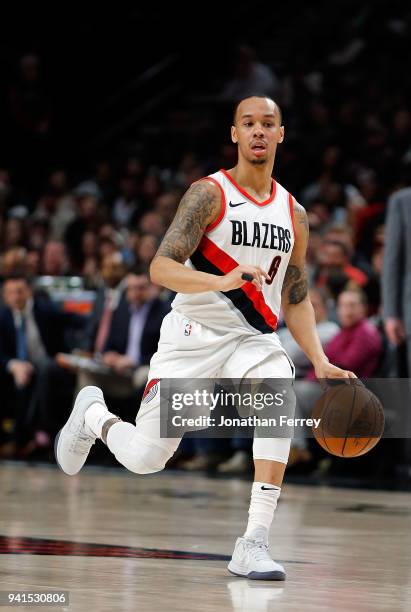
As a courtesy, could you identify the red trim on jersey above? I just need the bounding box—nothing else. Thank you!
[198,235,278,330]
[220,168,277,207]
[194,176,226,232]
[143,378,160,399]
[288,193,296,238]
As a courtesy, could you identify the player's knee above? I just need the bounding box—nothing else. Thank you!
[121,437,172,475]
[253,437,291,464]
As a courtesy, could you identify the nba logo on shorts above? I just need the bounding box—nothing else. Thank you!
[183,320,192,336]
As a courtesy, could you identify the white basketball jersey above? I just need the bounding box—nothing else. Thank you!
[172,169,296,335]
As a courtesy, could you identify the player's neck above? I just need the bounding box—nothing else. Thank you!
[229,162,274,200]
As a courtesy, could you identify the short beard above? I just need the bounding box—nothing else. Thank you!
[251,158,267,165]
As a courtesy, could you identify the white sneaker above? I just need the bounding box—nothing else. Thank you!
[228,528,285,581]
[55,386,105,475]
[217,450,251,474]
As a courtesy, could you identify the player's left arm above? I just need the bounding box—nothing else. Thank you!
[281,200,356,379]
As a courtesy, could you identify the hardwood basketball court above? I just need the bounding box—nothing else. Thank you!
[0,463,410,611]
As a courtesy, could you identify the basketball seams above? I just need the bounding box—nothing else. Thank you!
[320,384,340,455]
[355,393,378,457]
[354,393,384,457]
[341,384,357,457]
[313,383,384,458]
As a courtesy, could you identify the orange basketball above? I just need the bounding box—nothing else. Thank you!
[311,381,385,458]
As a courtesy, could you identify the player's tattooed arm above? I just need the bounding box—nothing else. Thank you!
[154,181,220,263]
[282,264,308,304]
[281,199,341,374]
[150,181,225,293]
[282,199,356,378]
[281,201,309,305]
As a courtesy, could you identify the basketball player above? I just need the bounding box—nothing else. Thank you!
[56,95,355,580]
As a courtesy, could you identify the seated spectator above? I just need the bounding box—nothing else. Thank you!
[278,288,339,378]
[81,230,99,278]
[324,224,373,277]
[153,192,180,224]
[315,240,369,288]
[0,247,28,277]
[102,268,168,374]
[112,176,140,228]
[42,240,70,276]
[26,250,41,278]
[135,234,160,266]
[308,288,383,378]
[45,169,76,240]
[138,211,166,237]
[0,275,84,457]
[64,181,104,273]
[76,268,170,418]
[79,252,127,354]
[27,216,49,252]
[3,217,26,250]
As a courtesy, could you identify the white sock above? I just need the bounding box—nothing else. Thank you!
[85,402,118,438]
[244,481,281,542]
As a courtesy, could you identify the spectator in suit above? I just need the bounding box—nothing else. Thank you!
[77,269,170,415]
[0,276,84,457]
[80,252,127,354]
[102,269,168,372]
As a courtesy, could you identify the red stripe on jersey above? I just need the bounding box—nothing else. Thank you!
[143,378,160,399]
[220,168,277,207]
[288,193,295,238]
[199,236,278,330]
[193,176,226,232]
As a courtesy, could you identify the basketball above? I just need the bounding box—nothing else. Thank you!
[311,381,385,458]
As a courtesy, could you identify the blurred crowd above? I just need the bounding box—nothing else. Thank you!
[0,3,410,479]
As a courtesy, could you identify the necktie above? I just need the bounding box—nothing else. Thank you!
[94,293,114,353]
[16,315,28,361]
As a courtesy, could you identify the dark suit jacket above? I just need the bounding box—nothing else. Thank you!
[80,286,128,352]
[104,298,170,365]
[383,186,411,333]
[0,298,85,370]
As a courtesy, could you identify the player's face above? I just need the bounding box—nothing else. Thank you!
[231,98,284,166]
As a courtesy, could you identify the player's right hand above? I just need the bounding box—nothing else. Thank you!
[215,265,270,292]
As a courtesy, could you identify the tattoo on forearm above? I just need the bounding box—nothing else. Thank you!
[282,264,308,304]
[155,182,218,263]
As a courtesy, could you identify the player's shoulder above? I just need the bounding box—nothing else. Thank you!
[187,175,222,203]
[280,186,307,240]
[292,198,306,217]
[276,180,306,216]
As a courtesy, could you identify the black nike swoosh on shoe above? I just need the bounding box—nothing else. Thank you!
[261,486,278,490]
[229,201,247,207]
